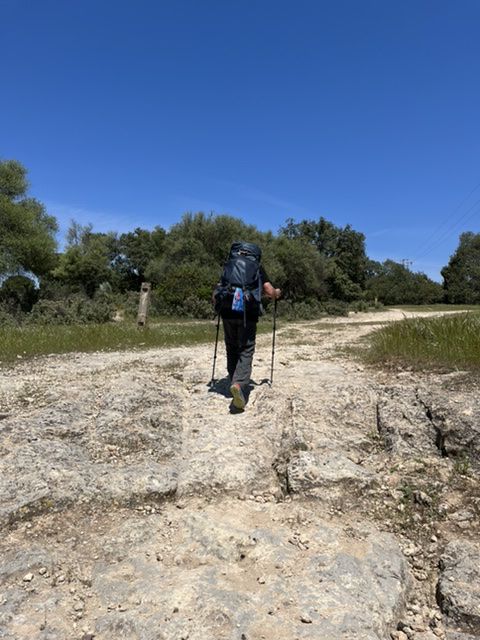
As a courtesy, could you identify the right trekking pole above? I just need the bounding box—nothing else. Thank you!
[270,297,278,385]
[210,313,221,386]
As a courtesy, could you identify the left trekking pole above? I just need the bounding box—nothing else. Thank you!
[210,313,221,385]
[270,298,278,385]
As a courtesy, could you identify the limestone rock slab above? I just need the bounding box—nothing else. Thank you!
[438,540,480,634]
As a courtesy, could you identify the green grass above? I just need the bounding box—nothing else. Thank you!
[0,318,275,365]
[366,311,480,371]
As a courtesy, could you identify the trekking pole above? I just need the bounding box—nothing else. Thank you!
[210,313,221,385]
[270,298,278,385]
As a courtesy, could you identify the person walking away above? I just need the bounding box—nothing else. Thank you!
[213,241,281,411]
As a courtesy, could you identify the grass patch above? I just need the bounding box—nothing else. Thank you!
[365,312,480,371]
[0,318,275,364]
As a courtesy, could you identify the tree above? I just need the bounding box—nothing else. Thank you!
[270,236,327,302]
[366,260,442,305]
[54,223,118,297]
[114,226,166,291]
[280,216,368,298]
[442,232,480,304]
[0,159,58,276]
[0,275,39,313]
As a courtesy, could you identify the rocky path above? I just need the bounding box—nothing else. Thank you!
[0,310,479,640]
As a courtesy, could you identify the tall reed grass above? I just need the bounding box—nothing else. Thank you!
[366,312,480,370]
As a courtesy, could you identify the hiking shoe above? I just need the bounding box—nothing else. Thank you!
[230,383,246,410]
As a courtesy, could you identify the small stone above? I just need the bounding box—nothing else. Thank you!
[38,567,47,575]
[22,573,34,582]
[73,602,84,611]
[257,576,266,584]
[300,614,312,623]
[414,570,428,581]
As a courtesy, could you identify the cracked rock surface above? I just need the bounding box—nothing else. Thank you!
[1,309,479,639]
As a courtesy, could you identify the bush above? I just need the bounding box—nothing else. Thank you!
[349,300,369,313]
[177,296,213,319]
[116,291,141,319]
[0,275,39,313]
[275,298,324,320]
[322,299,349,316]
[27,294,115,325]
[0,304,20,327]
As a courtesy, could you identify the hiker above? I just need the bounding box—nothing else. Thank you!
[213,241,281,410]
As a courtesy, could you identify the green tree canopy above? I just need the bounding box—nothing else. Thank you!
[0,159,58,276]
[54,223,118,297]
[280,216,368,298]
[114,226,166,291]
[270,236,327,302]
[366,259,443,305]
[442,232,480,303]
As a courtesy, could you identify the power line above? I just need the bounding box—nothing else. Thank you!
[411,178,480,262]
[413,196,480,262]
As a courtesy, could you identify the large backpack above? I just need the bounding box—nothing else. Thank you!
[215,241,263,316]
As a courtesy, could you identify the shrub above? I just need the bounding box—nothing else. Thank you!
[0,304,20,327]
[27,294,115,325]
[349,300,369,313]
[322,299,349,316]
[177,296,213,319]
[275,298,324,320]
[0,275,39,313]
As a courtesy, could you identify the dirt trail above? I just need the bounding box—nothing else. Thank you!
[0,310,479,640]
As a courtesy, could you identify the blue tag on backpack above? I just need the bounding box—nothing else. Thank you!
[232,287,244,312]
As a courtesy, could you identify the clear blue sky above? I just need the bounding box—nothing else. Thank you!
[2,0,480,281]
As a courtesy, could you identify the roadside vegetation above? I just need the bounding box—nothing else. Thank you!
[0,320,214,364]
[366,311,480,371]
[0,317,275,364]
[3,157,480,358]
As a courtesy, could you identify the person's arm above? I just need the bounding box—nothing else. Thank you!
[263,281,281,299]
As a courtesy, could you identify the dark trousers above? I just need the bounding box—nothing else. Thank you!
[222,317,257,387]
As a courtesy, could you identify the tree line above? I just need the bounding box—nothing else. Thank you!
[1,159,478,324]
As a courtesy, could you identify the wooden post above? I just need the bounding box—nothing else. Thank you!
[137,282,151,327]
